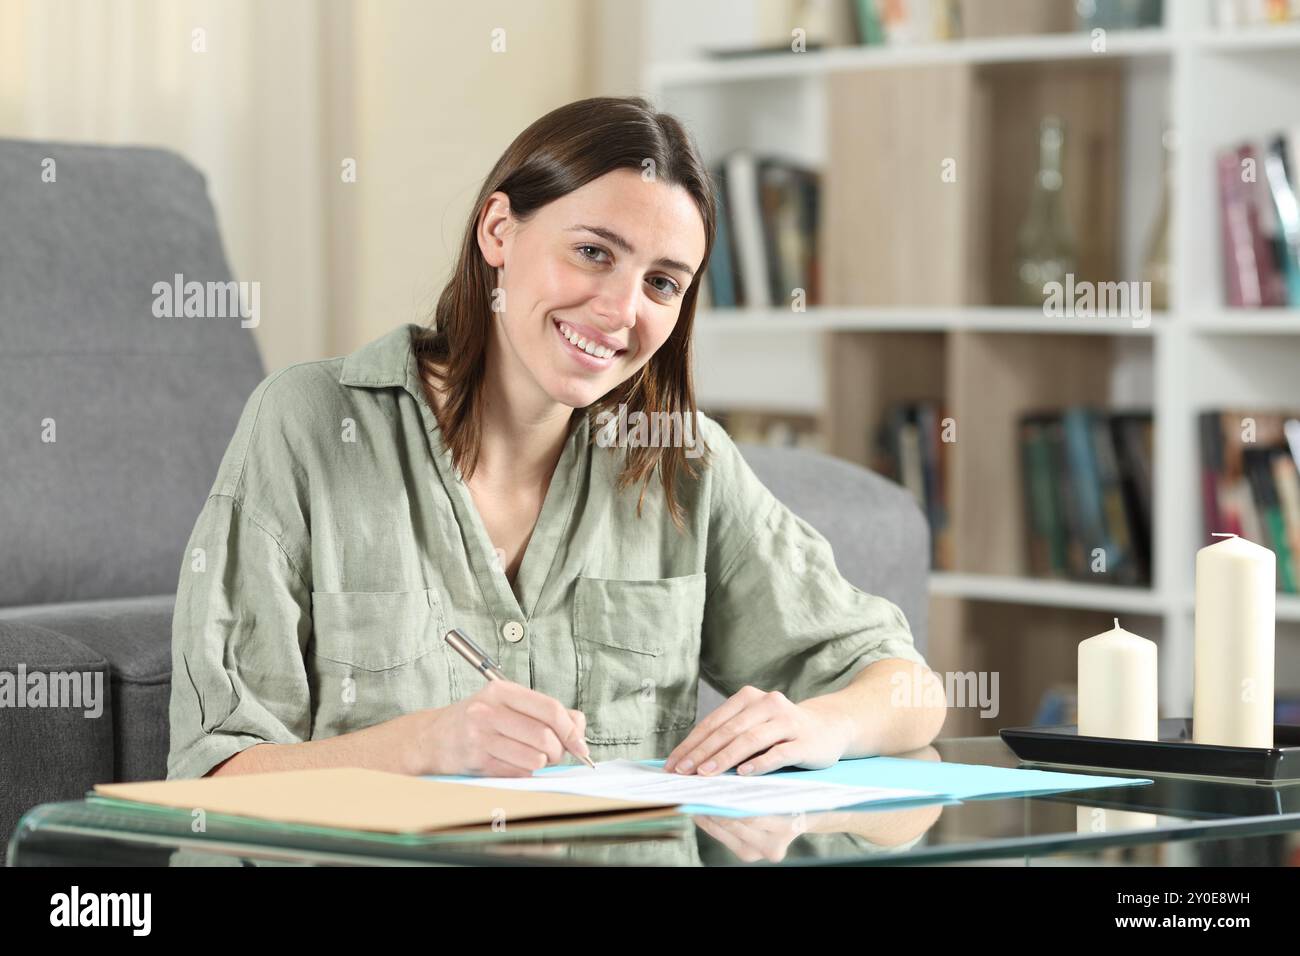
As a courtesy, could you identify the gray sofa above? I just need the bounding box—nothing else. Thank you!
[0,139,929,858]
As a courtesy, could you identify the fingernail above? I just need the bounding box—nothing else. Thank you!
[699,760,716,774]
[677,759,693,773]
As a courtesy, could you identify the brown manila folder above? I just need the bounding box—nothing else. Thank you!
[95,767,682,836]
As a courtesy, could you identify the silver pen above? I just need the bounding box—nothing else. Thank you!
[444,627,596,769]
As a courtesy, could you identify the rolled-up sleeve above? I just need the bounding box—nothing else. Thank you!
[698,417,929,704]
[166,493,313,779]
[166,369,314,780]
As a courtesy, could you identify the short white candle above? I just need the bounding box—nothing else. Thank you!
[1077,617,1158,741]
[1193,533,1275,749]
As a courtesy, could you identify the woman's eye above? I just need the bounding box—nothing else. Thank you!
[577,244,608,262]
[648,276,682,298]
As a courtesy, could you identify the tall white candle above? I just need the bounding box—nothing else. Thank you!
[1193,533,1275,748]
[1077,618,1158,741]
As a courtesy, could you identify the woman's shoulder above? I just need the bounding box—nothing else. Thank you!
[208,357,353,500]
[239,358,354,439]
[670,409,780,523]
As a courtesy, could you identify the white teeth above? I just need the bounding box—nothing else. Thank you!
[557,322,616,359]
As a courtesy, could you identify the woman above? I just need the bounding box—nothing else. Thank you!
[167,96,945,782]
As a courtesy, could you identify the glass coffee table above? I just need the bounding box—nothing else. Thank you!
[9,736,1300,866]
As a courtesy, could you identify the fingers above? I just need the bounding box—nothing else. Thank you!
[734,740,800,776]
[484,732,555,775]
[699,722,790,776]
[465,682,592,772]
[490,681,587,753]
[665,685,764,772]
[490,705,567,765]
[667,688,789,774]
[694,816,791,863]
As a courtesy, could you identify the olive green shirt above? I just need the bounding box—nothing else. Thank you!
[166,322,928,779]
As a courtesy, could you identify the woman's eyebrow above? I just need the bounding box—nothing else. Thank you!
[568,223,696,277]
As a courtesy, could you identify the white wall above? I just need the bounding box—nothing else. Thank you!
[0,0,604,368]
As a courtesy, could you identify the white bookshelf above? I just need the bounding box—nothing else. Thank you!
[643,2,1300,721]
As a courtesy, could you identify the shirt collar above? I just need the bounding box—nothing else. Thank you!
[338,322,422,389]
[338,321,591,446]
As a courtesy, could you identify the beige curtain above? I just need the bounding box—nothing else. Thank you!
[0,0,602,369]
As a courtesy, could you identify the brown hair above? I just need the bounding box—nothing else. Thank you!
[414,95,717,530]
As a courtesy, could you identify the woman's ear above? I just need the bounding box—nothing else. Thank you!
[476,191,512,268]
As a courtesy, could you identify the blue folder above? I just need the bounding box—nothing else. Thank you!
[428,756,1152,819]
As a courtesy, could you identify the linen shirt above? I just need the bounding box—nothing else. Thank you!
[166,322,929,779]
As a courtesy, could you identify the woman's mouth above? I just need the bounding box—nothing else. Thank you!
[553,318,625,369]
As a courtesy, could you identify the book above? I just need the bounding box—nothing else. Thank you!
[722,150,770,309]
[756,158,822,307]
[1021,414,1070,577]
[1243,446,1297,591]
[1262,134,1300,305]
[1217,146,1284,307]
[706,165,740,309]
[705,151,823,313]
[875,399,951,570]
[1018,408,1153,585]
[1198,409,1300,594]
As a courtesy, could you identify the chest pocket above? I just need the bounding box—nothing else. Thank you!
[574,573,707,745]
[307,588,451,739]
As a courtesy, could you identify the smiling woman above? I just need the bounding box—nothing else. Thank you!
[166,95,943,786]
[414,96,714,531]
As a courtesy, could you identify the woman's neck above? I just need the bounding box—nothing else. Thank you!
[422,353,575,491]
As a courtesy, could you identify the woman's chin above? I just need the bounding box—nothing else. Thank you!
[543,377,606,411]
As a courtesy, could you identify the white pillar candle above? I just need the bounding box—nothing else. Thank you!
[1077,618,1158,741]
[1193,533,1275,748]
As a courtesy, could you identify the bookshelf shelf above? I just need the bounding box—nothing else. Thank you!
[1193,24,1300,52]
[649,28,1173,88]
[696,306,1166,335]
[930,571,1165,613]
[1185,310,1300,335]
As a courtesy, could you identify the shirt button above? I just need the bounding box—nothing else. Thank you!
[501,620,525,643]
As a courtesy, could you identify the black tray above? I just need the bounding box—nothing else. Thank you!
[1000,718,1300,782]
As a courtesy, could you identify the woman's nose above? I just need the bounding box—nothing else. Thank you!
[592,275,639,329]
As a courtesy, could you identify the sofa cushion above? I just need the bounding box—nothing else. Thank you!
[0,617,114,859]
[0,594,174,782]
[693,443,931,720]
[737,442,930,652]
[0,139,265,606]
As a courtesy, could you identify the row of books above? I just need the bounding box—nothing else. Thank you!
[851,0,962,45]
[1199,410,1300,593]
[852,0,1161,46]
[707,151,822,310]
[1217,131,1300,307]
[872,401,954,571]
[1018,408,1154,586]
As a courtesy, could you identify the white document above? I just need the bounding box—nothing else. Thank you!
[446,759,937,815]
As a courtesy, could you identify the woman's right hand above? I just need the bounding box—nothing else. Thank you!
[411,681,591,777]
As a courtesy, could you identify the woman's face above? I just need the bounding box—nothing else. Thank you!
[477,167,707,411]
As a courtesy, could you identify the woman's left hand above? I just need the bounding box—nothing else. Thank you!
[663,686,853,776]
